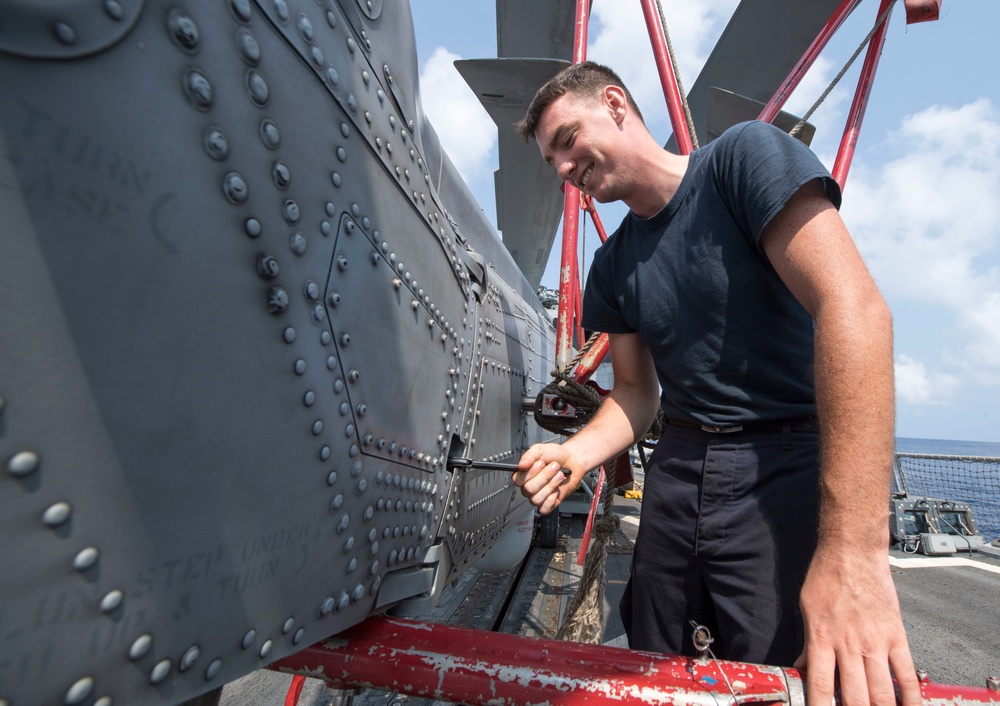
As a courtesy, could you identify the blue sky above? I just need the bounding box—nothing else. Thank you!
[410,1,1000,443]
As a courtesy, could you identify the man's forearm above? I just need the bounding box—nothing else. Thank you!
[812,294,895,550]
[562,384,659,473]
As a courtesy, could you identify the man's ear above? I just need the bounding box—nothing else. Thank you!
[604,85,629,125]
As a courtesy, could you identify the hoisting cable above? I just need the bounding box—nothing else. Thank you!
[790,0,898,137]
[655,0,699,150]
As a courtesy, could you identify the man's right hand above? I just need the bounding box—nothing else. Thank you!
[513,443,584,515]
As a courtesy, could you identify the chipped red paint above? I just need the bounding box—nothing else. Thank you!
[272,615,1000,705]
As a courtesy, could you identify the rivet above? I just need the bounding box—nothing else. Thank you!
[293,628,305,645]
[297,14,314,41]
[363,434,373,446]
[94,696,112,706]
[294,359,306,376]
[347,94,358,112]
[312,420,323,435]
[326,66,339,87]
[260,119,281,149]
[244,217,262,238]
[180,645,200,672]
[345,221,355,235]
[241,629,256,650]
[378,89,386,104]
[283,327,296,343]
[42,502,72,528]
[245,69,270,108]
[230,0,252,23]
[100,590,124,613]
[236,28,260,65]
[7,450,40,478]
[327,471,337,486]
[337,147,347,162]
[150,659,171,685]
[104,0,125,21]
[282,199,300,224]
[290,232,307,256]
[347,37,356,53]
[206,658,223,681]
[310,46,324,68]
[345,424,355,437]
[259,640,272,659]
[365,112,372,125]
[52,21,78,45]
[73,547,99,572]
[203,127,229,161]
[334,379,344,393]
[348,369,360,382]
[330,493,344,512]
[129,634,153,661]
[356,404,367,416]
[272,0,290,23]
[351,584,365,603]
[331,172,342,187]
[346,557,357,573]
[338,514,350,533]
[65,676,94,705]
[337,591,350,611]
[167,9,200,52]
[321,330,331,345]
[371,253,381,265]
[267,286,289,315]
[184,69,213,110]
[320,445,330,461]
[272,161,291,189]
[339,333,350,347]
[282,617,295,635]
[327,291,341,307]
[223,172,248,204]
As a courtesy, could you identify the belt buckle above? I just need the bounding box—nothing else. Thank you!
[700,424,743,434]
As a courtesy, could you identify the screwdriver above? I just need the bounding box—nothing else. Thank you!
[447,458,572,476]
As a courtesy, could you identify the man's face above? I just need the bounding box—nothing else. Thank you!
[534,90,622,203]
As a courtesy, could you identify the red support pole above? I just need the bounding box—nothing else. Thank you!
[571,332,610,384]
[554,0,590,371]
[757,0,865,124]
[638,0,694,155]
[271,615,1000,705]
[832,0,896,188]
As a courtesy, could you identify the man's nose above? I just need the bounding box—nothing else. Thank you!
[555,157,574,183]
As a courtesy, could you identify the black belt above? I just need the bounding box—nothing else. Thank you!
[665,417,819,434]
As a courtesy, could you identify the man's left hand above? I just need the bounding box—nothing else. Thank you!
[796,545,922,706]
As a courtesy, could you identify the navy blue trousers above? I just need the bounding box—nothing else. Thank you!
[619,423,820,666]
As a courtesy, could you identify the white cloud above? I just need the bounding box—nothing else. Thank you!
[418,47,497,185]
[843,100,1000,379]
[895,354,959,405]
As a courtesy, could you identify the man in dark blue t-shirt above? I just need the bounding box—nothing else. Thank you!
[512,61,919,706]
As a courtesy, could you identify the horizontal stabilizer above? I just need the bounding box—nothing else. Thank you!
[675,0,848,148]
[455,58,569,288]
[707,87,815,146]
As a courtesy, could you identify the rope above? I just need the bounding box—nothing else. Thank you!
[555,456,622,643]
[790,0,898,137]
[655,0,699,150]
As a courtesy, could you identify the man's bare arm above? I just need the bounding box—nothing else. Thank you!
[514,332,659,515]
[761,179,920,706]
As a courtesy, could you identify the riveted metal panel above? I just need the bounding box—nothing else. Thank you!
[0,2,558,704]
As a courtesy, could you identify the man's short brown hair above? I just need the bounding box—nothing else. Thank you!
[515,61,644,141]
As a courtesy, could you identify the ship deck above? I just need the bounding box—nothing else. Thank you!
[219,471,1000,705]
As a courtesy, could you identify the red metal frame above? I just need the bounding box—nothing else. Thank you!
[639,0,695,156]
[831,0,896,188]
[273,615,1000,705]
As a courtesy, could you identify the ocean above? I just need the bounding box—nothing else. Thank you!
[895,437,1000,541]
[896,437,1000,457]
